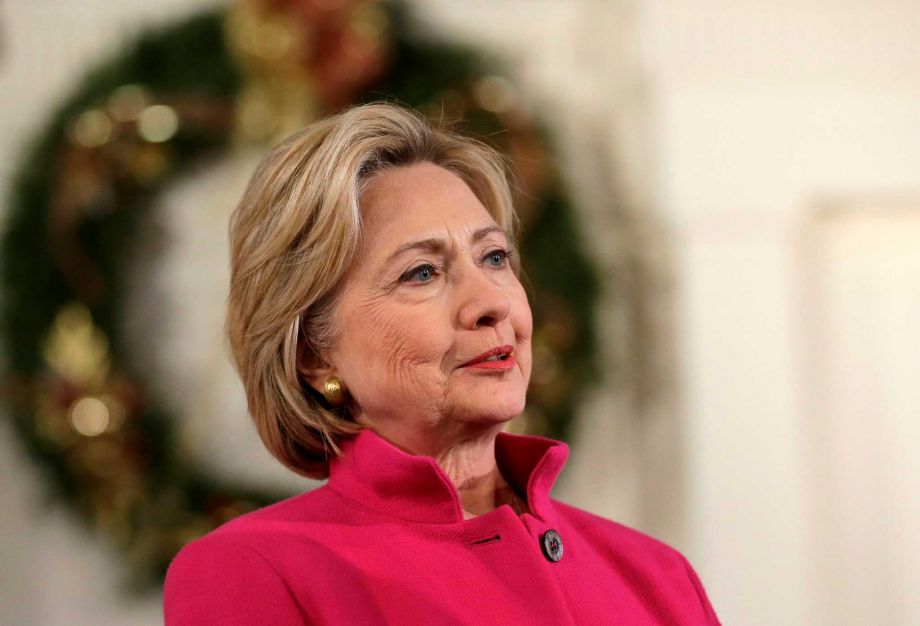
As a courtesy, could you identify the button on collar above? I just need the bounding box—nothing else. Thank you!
[541,529,564,562]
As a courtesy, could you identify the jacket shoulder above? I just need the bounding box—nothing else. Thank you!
[551,499,721,625]
[163,486,339,625]
[164,528,305,625]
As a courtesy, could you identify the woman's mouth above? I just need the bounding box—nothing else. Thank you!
[461,345,516,371]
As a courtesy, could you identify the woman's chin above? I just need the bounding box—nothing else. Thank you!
[453,392,526,426]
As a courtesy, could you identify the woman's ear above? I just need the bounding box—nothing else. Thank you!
[296,344,337,395]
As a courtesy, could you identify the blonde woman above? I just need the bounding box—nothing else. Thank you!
[163,102,721,625]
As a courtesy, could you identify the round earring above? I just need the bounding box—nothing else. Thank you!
[323,376,346,407]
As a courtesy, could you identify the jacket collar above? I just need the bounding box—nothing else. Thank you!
[327,426,570,524]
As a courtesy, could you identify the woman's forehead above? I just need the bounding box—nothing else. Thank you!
[357,163,501,248]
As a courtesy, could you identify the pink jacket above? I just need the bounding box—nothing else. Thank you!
[164,427,721,625]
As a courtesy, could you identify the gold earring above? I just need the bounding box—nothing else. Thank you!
[323,376,346,407]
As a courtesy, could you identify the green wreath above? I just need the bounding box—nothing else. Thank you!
[1,2,599,589]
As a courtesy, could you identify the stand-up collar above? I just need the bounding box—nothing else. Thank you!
[327,427,570,524]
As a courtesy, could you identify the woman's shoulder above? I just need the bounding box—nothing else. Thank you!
[165,485,342,581]
[164,528,306,625]
[549,498,721,624]
[163,486,342,625]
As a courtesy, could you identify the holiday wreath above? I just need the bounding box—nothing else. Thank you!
[0,0,599,589]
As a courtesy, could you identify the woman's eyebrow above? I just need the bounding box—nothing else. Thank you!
[384,238,446,265]
[383,225,507,266]
[471,225,507,243]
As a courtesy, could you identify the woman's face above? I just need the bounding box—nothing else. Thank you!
[325,162,532,441]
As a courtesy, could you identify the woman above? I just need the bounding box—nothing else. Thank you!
[164,102,721,625]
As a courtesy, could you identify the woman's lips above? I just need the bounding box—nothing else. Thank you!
[460,345,515,370]
[464,354,516,371]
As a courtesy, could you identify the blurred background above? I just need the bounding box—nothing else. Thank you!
[1,1,919,624]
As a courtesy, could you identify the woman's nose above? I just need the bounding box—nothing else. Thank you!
[455,265,512,329]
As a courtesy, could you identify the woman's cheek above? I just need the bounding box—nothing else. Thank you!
[512,288,533,340]
[366,304,443,383]
[512,291,534,381]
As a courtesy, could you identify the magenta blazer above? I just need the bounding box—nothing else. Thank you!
[164,427,721,624]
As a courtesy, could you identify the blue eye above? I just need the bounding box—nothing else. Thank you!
[402,263,437,283]
[484,249,511,268]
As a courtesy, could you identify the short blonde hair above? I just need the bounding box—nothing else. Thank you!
[225,102,519,478]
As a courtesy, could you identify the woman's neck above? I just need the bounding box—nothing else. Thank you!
[365,421,520,518]
[434,437,512,519]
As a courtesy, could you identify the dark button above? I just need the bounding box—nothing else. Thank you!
[541,529,564,562]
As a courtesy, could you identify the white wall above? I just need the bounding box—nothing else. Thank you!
[641,1,920,624]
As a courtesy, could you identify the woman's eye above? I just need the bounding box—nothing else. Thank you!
[401,263,437,283]
[484,249,511,268]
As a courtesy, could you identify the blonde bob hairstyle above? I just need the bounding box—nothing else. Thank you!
[225,101,520,479]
